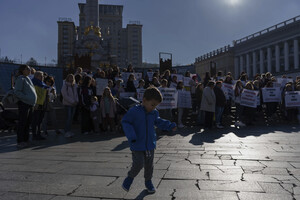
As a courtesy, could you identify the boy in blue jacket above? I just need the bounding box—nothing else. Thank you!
[121,87,177,193]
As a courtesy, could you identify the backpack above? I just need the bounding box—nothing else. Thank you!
[2,89,19,107]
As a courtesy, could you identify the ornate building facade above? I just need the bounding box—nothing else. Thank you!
[57,0,142,70]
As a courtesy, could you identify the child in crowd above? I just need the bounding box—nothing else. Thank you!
[121,87,177,193]
[100,87,117,132]
[90,96,100,134]
[176,81,185,128]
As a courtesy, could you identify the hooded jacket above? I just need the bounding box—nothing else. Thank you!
[14,75,37,106]
[122,105,176,151]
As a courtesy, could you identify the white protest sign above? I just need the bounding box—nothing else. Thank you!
[183,77,192,86]
[240,89,259,108]
[285,91,300,107]
[177,90,192,108]
[169,82,177,89]
[119,92,135,99]
[96,78,108,96]
[147,72,154,81]
[262,87,281,103]
[222,83,234,100]
[157,88,178,109]
[136,89,146,102]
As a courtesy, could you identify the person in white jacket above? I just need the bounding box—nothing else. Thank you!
[61,74,78,137]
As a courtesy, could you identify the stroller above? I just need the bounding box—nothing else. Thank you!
[0,102,19,132]
[115,97,140,132]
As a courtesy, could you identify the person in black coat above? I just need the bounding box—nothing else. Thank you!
[126,74,137,93]
[214,81,226,128]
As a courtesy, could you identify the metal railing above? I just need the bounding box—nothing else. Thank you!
[195,45,232,63]
[234,15,300,45]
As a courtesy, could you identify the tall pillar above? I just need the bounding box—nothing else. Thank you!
[253,51,257,76]
[260,49,264,74]
[284,41,289,71]
[275,45,280,72]
[267,47,272,73]
[239,55,244,75]
[294,39,299,69]
[234,57,239,79]
[246,54,250,77]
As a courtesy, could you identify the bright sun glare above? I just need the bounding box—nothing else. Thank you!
[229,0,240,5]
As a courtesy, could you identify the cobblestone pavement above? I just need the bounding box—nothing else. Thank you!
[0,124,300,200]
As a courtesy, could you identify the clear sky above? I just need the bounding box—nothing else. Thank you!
[0,0,299,66]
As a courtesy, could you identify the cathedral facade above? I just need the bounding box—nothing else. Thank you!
[57,0,142,70]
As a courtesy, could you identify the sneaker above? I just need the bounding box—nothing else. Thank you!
[235,121,246,127]
[64,132,72,138]
[178,124,185,128]
[145,180,156,194]
[216,124,224,129]
[122,177,134,192]
[17,142,29,149]
[32,134,46,141]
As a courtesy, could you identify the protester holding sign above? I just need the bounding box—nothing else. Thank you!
[100,87,117,133]
[283,84,298,122]
[177,81,185,128]
[263,81,278,121]
[158,79,172,120]
[195,83,204,125]
[80,76,94,135]
[234,80,246,127]
[126,74,137,93]
[214,81,226,129]
[242,82,257,126]
[200,81,216,129]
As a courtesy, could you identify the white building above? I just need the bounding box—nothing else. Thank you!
[234,16,300,79]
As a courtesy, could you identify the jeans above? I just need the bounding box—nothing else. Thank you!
[128,150,154,181]
[178,108,184,125]
[65,106,76,132]
[197,109,205,125]
[215,106,224,125]
[42,105,59,132]
[17,101,33,143]
[235,103,244,122]
[204,111,214,129]
[31,110,45,136]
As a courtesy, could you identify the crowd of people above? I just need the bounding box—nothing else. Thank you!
[9,64,300,149]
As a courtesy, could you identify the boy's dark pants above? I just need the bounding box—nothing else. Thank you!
[128,150,154,181]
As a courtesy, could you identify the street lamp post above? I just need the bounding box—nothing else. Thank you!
[21,54,22,64]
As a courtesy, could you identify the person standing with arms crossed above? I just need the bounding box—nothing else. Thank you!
[121,87,177,193]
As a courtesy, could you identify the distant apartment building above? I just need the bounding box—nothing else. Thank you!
[195,15,300,79]
[57,0,142,69]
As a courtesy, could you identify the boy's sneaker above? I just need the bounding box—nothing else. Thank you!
[122,177,133,192]
[216,124,224,129]
[178,124,185,128]
[145,180,156,194]
[235,121,246,127]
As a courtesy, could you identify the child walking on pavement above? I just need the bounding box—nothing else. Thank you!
[121,87,177,193]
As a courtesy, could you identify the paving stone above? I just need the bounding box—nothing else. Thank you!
[51,196,101,200]
[0,180,79,195]
[262,167,290,175]
[0,192,54,200]
[290,162,300,168]
[258,182,290,194]
[260,161,294,168]
[208,172,242,181]
[198,180,264,192]
[238,192,293,200]
[158,180,197,189]
[174,189,239,200]
[164,169,208,180]
[294,186,300,195]
[243,174,292,183]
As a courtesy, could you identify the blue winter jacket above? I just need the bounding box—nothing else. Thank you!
[122,105,176,151]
